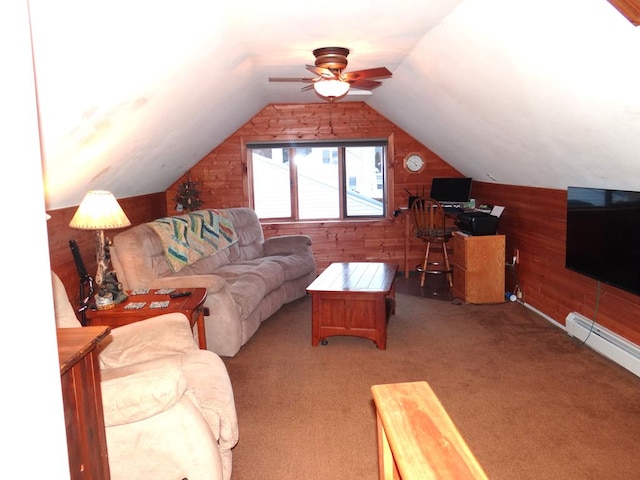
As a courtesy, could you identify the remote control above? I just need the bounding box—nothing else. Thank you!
[169,291,192,298]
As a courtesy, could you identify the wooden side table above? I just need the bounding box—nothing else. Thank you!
[58,326,111,480]
[85,288,208,349]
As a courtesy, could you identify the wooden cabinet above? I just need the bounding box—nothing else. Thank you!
[452,232,505,304]
[58,326,111,480]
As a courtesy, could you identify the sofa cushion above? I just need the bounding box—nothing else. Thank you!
[214,260,285,292]
[224,208,265,261]
[213,260,286,318]
[172,247,235,276]
[260,253,317,282]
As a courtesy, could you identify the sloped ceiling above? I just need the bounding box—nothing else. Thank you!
[28,0,640,210]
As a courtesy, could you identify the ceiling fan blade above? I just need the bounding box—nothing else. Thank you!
[269,77,315,83]
[306,65,337,78]
[349,78,383,90]
[343,67,392,81]
[301,84,315,92]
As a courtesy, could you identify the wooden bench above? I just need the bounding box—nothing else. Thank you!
[371,381,488,480]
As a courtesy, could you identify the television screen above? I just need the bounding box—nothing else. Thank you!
[429,177,473,203]
[566,186,640,296]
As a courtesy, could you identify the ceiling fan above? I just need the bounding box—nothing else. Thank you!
[269,47,392,101]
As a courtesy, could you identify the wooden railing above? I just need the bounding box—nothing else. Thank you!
[371,381,488,480]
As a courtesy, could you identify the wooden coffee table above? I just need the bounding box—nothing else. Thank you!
[306,262,399,349]
[85,288,208,349]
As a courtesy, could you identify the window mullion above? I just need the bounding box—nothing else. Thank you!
[338,147,346,219]
[289,147,299,220]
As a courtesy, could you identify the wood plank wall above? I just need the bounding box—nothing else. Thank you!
[160,101,640,347]
[164,102,463,273]
[473,182,640,346]
[44,101,640,350]
[46,193,166,305]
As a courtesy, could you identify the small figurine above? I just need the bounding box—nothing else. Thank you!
[99,270,128,304]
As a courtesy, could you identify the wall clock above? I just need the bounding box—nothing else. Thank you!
[404,153,425,173]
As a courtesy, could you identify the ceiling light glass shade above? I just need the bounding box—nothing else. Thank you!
[313,79,350,99]
[69,190,131,230]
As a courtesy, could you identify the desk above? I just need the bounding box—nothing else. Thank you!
[86,288,208,349]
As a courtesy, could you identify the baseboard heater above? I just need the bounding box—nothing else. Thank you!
[566,312,640,378]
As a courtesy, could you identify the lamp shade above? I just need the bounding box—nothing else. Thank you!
[69,190,131,230]
[313,79,350,99]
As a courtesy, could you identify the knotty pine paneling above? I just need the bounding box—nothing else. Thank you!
[47,193,167,306]
[164,102,463,275]
[472,182,640,346]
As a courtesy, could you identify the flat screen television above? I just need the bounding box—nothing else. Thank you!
[429,177,473,203]
[566,186,640,296]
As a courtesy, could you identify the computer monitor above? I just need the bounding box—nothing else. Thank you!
[429,177,473,203]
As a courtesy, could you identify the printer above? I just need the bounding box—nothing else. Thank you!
[455,211,499,236]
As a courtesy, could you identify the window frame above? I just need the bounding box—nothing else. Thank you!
[247,139,390,222]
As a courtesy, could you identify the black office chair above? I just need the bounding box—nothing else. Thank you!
[411,198,455,288]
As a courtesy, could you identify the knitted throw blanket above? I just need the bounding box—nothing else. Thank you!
[148,209,238,272]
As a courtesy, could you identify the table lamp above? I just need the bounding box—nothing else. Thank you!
[69,190,131,304]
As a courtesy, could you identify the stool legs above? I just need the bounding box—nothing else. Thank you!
[419,242,453,288]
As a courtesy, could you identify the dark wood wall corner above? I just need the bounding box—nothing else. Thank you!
[472,181,640,347]
[47,192,167,308]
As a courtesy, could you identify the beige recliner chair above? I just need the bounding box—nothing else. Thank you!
[52,271,239,480]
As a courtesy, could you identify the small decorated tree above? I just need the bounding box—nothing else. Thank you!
[174,173,203,212]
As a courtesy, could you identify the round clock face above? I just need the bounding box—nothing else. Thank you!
[404,154,425,173]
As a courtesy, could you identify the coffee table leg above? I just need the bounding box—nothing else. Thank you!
[311,294,320,346]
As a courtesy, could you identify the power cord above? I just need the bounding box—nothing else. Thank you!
[576,281,601,348]
[505,261,522,301]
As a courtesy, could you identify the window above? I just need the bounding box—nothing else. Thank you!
[248,140,387,220]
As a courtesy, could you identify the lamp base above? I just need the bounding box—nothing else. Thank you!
[95,293,115,310]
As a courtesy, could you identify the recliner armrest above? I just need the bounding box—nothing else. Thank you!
[101,365,188,427]
[99,313,198,369]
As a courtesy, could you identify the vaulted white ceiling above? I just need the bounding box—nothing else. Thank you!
[28,0,640,210]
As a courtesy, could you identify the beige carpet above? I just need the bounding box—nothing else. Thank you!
[223,292,640,480]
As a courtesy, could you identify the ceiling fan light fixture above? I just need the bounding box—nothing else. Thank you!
[313,79,350,99]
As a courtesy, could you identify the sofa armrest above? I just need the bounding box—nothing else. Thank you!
[101,365,188,427]
[99,313,198,369]
[263,235,313,256]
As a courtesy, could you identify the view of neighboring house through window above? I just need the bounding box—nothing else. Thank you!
[248,140,387,220]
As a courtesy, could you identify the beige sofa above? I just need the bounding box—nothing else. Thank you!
[52,271,239,480]
[111,207,317,357]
